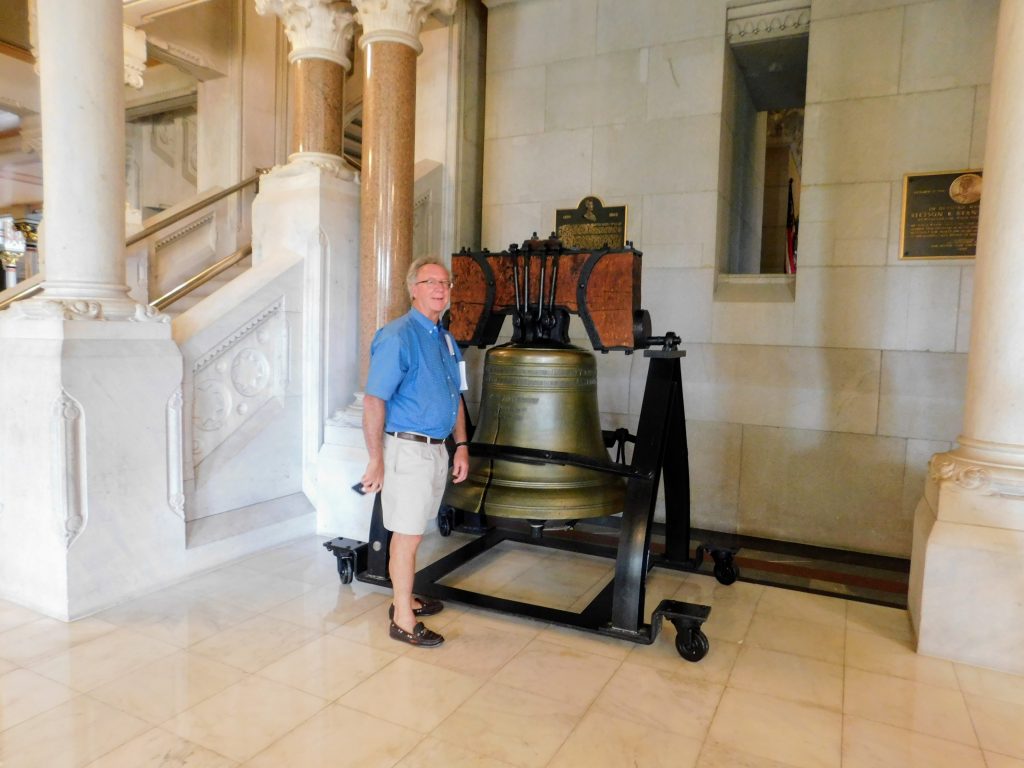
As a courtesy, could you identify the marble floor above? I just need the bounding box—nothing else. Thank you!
[1,532,1023,768]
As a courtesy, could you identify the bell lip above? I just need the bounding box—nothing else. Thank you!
[494,340,583,352]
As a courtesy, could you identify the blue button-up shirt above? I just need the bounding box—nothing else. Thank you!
[366,308,466,439]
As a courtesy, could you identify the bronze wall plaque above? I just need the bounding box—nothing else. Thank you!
[900,170,982,260]
[555,196,626,250]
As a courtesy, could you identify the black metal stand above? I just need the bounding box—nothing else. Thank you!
[325,348,734,662]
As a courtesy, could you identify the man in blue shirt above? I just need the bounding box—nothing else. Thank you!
[360,257,469,647]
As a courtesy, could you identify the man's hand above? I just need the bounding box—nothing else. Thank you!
[452,445,469,483]
[361,457,384,494]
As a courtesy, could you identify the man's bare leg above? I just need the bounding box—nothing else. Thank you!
[389,532,421,633]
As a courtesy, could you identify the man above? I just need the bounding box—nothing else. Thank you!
[360,257,469,647]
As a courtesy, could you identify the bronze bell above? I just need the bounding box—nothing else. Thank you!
[444,343,625,520]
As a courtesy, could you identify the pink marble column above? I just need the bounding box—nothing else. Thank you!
[290,57,346,159]
[353,0,455,383]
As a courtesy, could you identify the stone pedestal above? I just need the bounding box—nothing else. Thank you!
[909,0,1024,675]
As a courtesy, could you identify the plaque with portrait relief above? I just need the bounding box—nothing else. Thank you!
[900,170,983,259]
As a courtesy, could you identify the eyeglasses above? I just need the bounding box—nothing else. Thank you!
[416,278,454,290]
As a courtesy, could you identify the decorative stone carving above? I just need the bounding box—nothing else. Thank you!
[52,389,87,549]
[727,1,810,44]
[353,0,456,53]
[166,388,185,519]
[930,451,1024,498]
[271,152,355,181]
[123,24,147,89]
[255,0,357,67]
[19,114,43,156]
[231,348,271,397]
[195,380,232,432]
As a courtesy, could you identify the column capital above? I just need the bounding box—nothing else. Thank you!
[255,0,356,68]
[123,25,147,89]
[353,0,456,53]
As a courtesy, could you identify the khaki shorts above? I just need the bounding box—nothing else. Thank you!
[381,433,449,535]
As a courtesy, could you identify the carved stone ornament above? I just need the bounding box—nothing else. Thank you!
[929,451,1024,498]
[278,151,356,180]
[52,389,87,550]
[3,296,169,323]
[19,114,43,156]
[727,1,810,44]
[123,24,147,89]
[166,388,185,519]
[255,0,357,67]
[353,0,457,53]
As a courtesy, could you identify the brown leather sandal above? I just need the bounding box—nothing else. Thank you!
[389,620,445,648]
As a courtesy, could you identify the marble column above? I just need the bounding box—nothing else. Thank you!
[353,0,455,382]
[909,0,1024,675]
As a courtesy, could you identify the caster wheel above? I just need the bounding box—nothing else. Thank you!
[337,557,354,584]
[437,509,453,537]
[675,626,709,662]
[713,560,739,585]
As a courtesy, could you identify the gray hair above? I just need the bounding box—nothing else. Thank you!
[406,256,449,298]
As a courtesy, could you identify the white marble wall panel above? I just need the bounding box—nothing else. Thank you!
[811,0,931,21]
[486,0,597,73]
[955,265,973,353]
[686,420,742,533]
[481,202,544,250]
[652,343,881,434]
[642,266,714,344]
[483,129,593,205]
[806,8,903,103]
[545,49,648,131]
[593,349,633,416]
[711,299,796,347]
[879,265,961,352]
[802,89,975,185]
[484,66,546,139]
[595,0,724,54]
[641,192,718,269]
[645,36,724,121]
[970,85,990,168]
[592,115,721,196]
[903,438,951,538]
[737,425,908,555]
[877,350,967,441]
[797,183,891,267]
[899,0,998,94]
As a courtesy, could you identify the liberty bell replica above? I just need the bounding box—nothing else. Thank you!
[443,234,652,526]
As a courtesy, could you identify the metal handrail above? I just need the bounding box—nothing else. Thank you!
[126,173,260,246]
[0,273,44,311]
[150,243,253,311]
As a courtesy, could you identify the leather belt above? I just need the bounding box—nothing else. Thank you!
[387,431,445,445]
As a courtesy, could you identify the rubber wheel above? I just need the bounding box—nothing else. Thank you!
[675,627,710,662]
[713,559,739,585]
[437,510,453,537]
[337,557,354,584]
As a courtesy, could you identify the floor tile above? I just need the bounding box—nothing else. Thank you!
[175,570,313,613]
[432,681,580,768]
[262,583,389,633]
[963,693,1024,759]
[82,727,238,767]
[410,612,534,678]
[844,667,977,745]
[756,587,847,630]
[675,573,766,607]
[0,695,150,768]
[985,753,1024,768]
[339,655,481,733]
[88,650,247,725]
[707,688,842,768]
[535,622,632,661]
[164,676,326,763]
[189,615,318,673]
[842,714,986,768]
[699,599,758,643]
[257,635,398,700]
[395,736,516,768]
[29,628,179,693]
[845,626,958,688]
[100,595,256,650]
[626,627,741,684]
[0,668,76,731]
[955,663,1024,707]
[592,660,724,741]
[696,741,804,768]
[845,600,914,642]
[0,657,16,676]
[744,613,845,665]
[0,617,118,667]
[241,703,421,768]
[265,551,341,585]
[0,599,43,635]
[438,546,540,594]
[548,709,702,768]
[491,638,621,712]
[729,646,844,710]
[491,557,613,611]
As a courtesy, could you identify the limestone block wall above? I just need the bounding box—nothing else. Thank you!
[479,0,998,557]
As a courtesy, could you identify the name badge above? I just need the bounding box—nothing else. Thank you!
[459,360,468,390]
[444,333,455,356]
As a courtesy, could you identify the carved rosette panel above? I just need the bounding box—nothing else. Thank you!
[255,0,356,67]
[52,389,87,549]
[929,452,1024,498]
[353,0,456,52]
[727,6,810,44]
[191,299,288,463]
[166,388,185,519]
